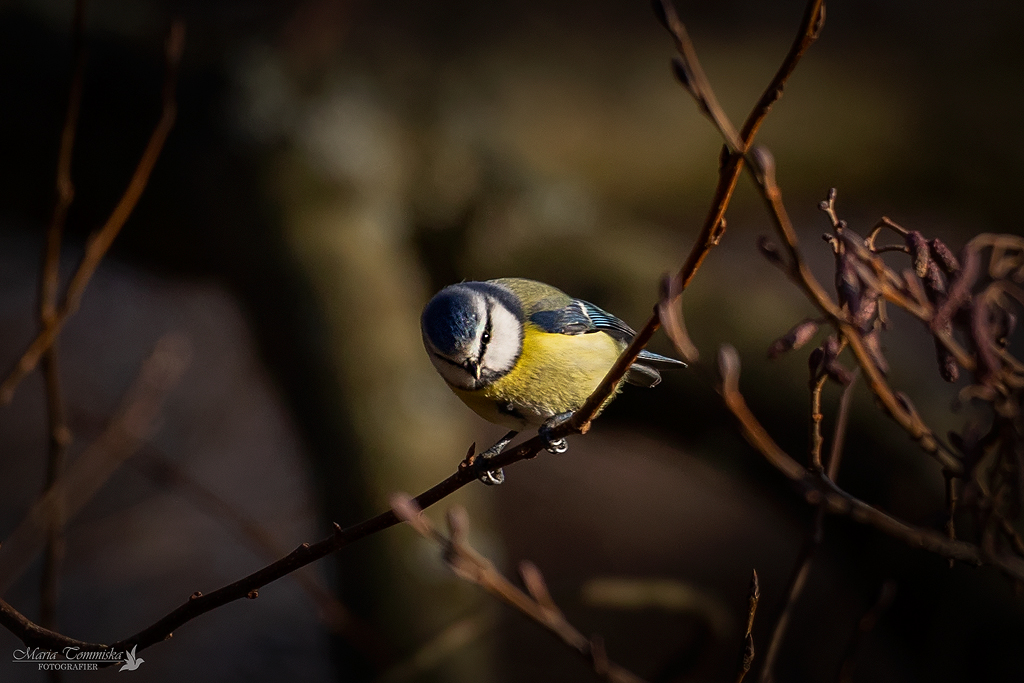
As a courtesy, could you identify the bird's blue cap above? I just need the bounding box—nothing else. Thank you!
[422,286,479,356]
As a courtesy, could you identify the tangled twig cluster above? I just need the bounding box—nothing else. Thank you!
[762,187,1024,573]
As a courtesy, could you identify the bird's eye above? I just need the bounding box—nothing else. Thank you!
[481,330,491,344]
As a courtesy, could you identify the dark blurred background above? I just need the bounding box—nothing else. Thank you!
[0,0,1022,681]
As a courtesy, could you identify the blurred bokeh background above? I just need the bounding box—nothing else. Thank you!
[0,0,1023,681]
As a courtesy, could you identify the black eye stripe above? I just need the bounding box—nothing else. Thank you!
[480,307,493,351]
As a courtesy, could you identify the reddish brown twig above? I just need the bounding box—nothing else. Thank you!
[735,570,760,683]
[665,7,971,478]
[759,361,858,683]
[0,421,572,657]
[37,0,89,640]
[0,335,190,658]
[0,20,185,406]
[390,496,648,683]
[825,370,858,481]
[758,511,823,683]
[716,345,1024,581]
[40,0,87,327]
[656,0,825,292]
[808,373,829,471]
[749,155,964,475]
[573,0,826,432]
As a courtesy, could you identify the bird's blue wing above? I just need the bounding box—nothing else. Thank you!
[528,299,635,343]
[578,301,636,341]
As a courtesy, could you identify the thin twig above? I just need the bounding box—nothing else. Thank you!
[574,0,826,433]
[0,19,185,406]
[656,0,825,292]
[758,510,823,683]
[38,0,88,638]
[759,366,857,681]
[808,373,828,471]
[945,472,958,568]
[390,496,649,683]
[0,335,190,658]
[749,149,964,475]
[825,370,858,481]
[761,329,855,681]
[40,0,87,326]
[0,424,564,656]
[735,569,760,683]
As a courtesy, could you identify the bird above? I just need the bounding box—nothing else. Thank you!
[119,645,144,672]
[421,277,686,484]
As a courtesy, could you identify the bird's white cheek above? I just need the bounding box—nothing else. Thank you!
[481,304,522,375]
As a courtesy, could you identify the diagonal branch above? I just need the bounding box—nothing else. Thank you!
[657,0,825,291]
[572,0,826,431]
[0,428,560,655]
[132,449,391,664]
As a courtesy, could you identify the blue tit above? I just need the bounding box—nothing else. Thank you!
[421,277,686,484]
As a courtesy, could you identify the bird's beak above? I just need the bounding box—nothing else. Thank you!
[464,359,481,380]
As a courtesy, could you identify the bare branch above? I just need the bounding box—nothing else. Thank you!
[747,150,965,475]
[808,373,829,471]
[133,450,389,663]
[825,370,859,481]
[663,0,825,292]
[391,496,649,683]
[573,0,832,434]
[716,345,1024,581]
[37,0,88,637]
[758,511,823,683]
[0,20,185,406]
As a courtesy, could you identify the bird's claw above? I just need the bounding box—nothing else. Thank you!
[474,431,516,486]
[540,412,573,455]
[476,442,507,485]
[545,438,568,454]
[477,466,505,486]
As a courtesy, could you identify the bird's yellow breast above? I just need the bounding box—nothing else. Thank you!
[452,324,626,430]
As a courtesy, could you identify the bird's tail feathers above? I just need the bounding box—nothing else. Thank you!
[636,349,687,368]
